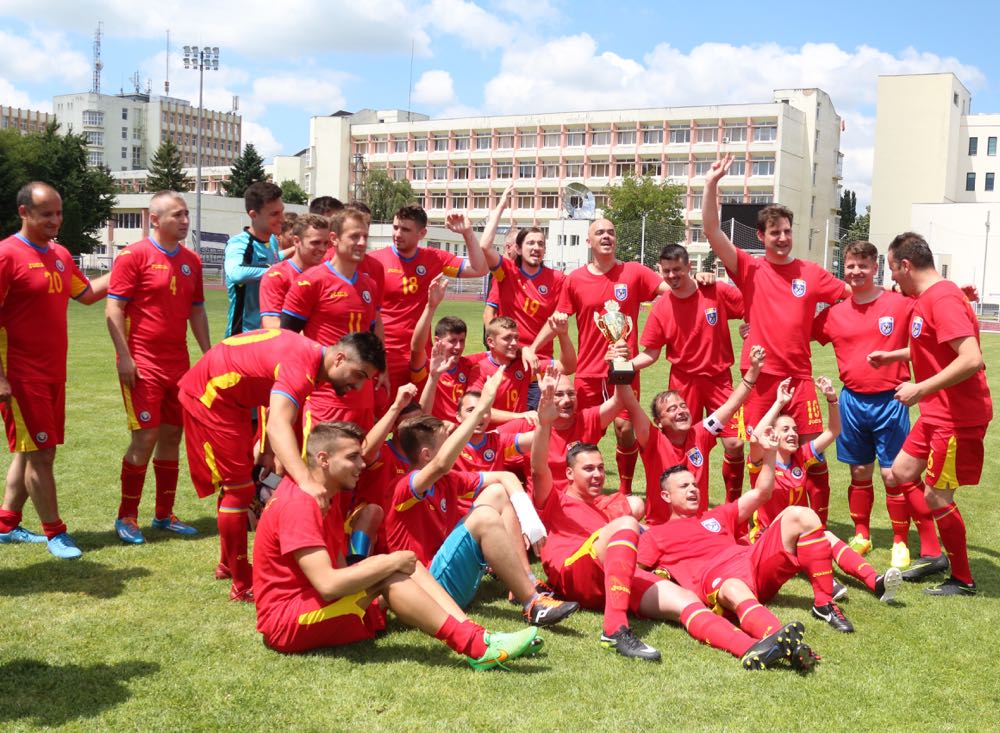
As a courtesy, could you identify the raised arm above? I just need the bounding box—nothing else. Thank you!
[410,273,448,359]
[748,377,793,463]
[702,154,739,274]
[736,427,778,522]
[446,212,487,278]
[363,384,418,465]
[478,183,514,271]
[417,340,456,415]
[709,345,765,427]
[530,371,559,509]
[616,377,652,447]
[548,312,577,375]
[812,376,840,454]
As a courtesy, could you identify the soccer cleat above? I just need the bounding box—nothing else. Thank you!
[215,562,232,580]
[848,533,873,555]
[901,553,949,581]
[812,602,854,633]
[229,586,255,603]
[890,542,911,570]
[468,627,540,670]
[534,578,556,596]
[599,625,661,661]
[924,576,977,597]
[832,579,849,601]
[115,517,146,545]
[789,642,820,672]
[151,514,198,535]
[47,532,83,560]
[0,525,46,544]
[875,567,903,603]
[740,622,801,670]
[524,594,580,627]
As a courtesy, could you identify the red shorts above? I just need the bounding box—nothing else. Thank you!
[575,375,639,423]
[701,513,800,605]
[546,533,659,613]
[180,399,255,498]
[742,373,822,437]
[120,366,184,431]
[669,367,740,439]
[901,418,987,489]
[260,593,386,654]
[1,380,64,452]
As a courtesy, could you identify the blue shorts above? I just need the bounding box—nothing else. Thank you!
[429,515,486,610]
[527,380,541,411]
[836,388,910,467]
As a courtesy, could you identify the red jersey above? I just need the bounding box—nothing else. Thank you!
[385,469,484,565]
[727,248,847,378]
[108,238,204,372]
[178,329,324,421]
[355,440,411,510]
[749,442,824,533]
[637,502,745,591]
[0,234,91,383]
[259,259,303,320]
[538,489,632,579]
[469,352,532,414]
[546,407,607,493]
[358,254,385,307]
[640,282,743,376]
[812,291,912,393]
[488,258,565,359]
[412,355,480,422]
[908,280,992,428]
[253,478,348,638]
[486,278,501,312]
[641,421,721,525]
[557,262,662,378]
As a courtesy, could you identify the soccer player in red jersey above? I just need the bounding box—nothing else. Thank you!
[454,390,531,475]
[619,345,765,524]
[631,243,748,502]
[370,206,487,392]
[106,191,212,545]
[252,421,542,668]
[526,218,667,494]
[259,214,331,329]
[812,240,938,570]
[385,368,579,626]
[0,182,109,559]
[178,329,385,602]
[870,233,993,596]
[531,375,805,667]
[281,209,380,430]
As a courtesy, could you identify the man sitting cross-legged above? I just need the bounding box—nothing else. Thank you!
[385,366,580,627]
[530,373,808,669]
[252,421,540,669]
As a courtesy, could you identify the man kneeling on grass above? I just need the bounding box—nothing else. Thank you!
[252,421,540,669]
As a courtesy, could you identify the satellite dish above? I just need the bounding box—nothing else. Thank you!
[563,182,596,219]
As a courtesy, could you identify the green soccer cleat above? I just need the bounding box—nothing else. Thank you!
[890,542,911,571]
[848,533,873,556]
[468,627,540,670]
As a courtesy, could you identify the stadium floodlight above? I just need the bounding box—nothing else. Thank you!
[182,44,221,255]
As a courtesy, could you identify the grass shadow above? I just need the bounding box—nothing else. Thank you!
[305,639,552,672]
[0,658,159,727]
[69,515,219,552]
[0,560,150,598]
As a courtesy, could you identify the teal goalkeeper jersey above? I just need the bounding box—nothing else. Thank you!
[224,228,281,336]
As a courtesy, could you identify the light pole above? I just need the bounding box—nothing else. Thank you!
[182,45,220,255]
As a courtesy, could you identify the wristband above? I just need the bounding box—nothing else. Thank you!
[743,378,756,388]
[827,398,837,404]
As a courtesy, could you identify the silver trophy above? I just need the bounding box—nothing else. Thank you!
[594,300,635,385]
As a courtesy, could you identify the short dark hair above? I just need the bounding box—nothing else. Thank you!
[306,421,364,466]
[348,200,372,215]
[16,181,57,211]
[486,315,517,340]
[394,204,427,229]
[309,196,344,216]
[659,463,690,489]
[330,209,369,235]
[650,389,682,422]
[888,232,935,269]
[337,331,386,372]
[515,227,545,247]
[397,415,445,463]
[281,212,299,234]
[658,243,689,264]
[245,181,283,214]
[843,240,878,263]
[435,316,467,339]
[457,390,482,411]
[567,442,602,467]
[291,213,330,239]
[756,204,794,233]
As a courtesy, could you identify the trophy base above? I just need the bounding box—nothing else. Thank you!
[607,360,635,386]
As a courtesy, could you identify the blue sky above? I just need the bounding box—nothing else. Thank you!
[1,0,996,205]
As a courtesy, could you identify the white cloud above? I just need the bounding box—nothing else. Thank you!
[0,79,53,112]
[0,28,89,91]
[251,74,348,115]
[241,120,283,158]
[412,70,455,106]
[426,0,513,49]
[492,0,559,23]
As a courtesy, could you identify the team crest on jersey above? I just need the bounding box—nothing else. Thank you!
[36,432,48,443]
[614,283,628,301]
[791,466,803,480]
[701,518,722,533]
[791,279,806,298]
[439,497,447,513]
[139,411,152,423]
[878,316,894,336]
[911,317,924,338]
[416,265,427,276]
[514,370,524,381]
[181,264,192,276]
[687,448,704,467]
[705,307,718,326]
[458,373,467,383]
[483,449,496,462]
[55,260,65,272]
[362,290,372,303]
[538,284,549,295]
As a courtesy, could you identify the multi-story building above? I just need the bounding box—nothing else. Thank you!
[0,105,56,134]
[288,89,844,267]
[112,165,234,195]
[52,91,241,172]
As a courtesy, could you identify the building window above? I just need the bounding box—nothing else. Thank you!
[668,124,691,144]
[989,137,998,156]
[83,110,103,125]
[969,137,979,156]
[353,141,366,155]
[518,132,537,148]
[84,130,104,146]
[689,193,703,210]
[751,156,776,176]
[640,160,661,176]
[121,146,127,159]
[641,124,663,145]
[616,129,637,145]
[518,162,536,178]
[749,191,773,204]
[696,126,717,143]
[432,165,448,180]
[121,126,128,139]
[452,193,467,209]
[517,193,534,209]
[496,162,513,179]
[693,159,713,176]
[115,212,142,228]
[566,130,585,146]
[541,163,559,178]
[475,133,491,150]
[987,173,996,191]
[720,194,744,204]
[454,135,470,151]
[453,165,469,180]
[393,138,408,153]
[593,193,608,209]
[374,138,388,154]
[589,162,610,177]
[590,128,611,145]
[666,159,687,178]
[542,131,561,148]
[966,172,976,191]
[753,123,777,142]
[88,151,103,166]
[414,136,428,152]
[615,161,634,178]
[497,133,514,149]
[565,162,584,178]
[689,225,704,242]
[430,195,446,209]
[728,158,746,176]
[122,107,128,120]
[433,134,448,152]
[411,166,427,181]
[390,165,406,181]
[540,192,559,209]
[473,195,490,209]
[474,163,490,179]
[723,124,748,142]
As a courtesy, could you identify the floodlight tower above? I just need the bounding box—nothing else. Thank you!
[182,45,220,254]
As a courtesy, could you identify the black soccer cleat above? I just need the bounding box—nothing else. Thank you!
[789,642,820,672]
[524,595,580,627]
[924,576,977,597]
[812,602,854,633]
[832,578,849,601]
[600,625,661,661]
[740,622,801,670]
[901,553,949,581]
[875,567,903,603]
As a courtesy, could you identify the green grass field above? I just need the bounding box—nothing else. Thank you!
[1,289,998,731]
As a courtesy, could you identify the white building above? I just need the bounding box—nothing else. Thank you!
[0,105,56,134]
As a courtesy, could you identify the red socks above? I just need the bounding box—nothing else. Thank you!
[806,464,830,525]
[932,503,973,584]
[218,485,255,593]
[847,479,874,538]
[41,519,67,539]
[615,445,639,495]
[734,598,782,639]
[153,459,180,520]
[884,483,911,544]
[0,508,20,533]
[830,537,877,590]
[602,528,639,635]
[795,528,834,606]
[902,482,942,556]
[722,454,745,503]
[118,459,147,519]
[680,603,756,658]
[435,616,488,659]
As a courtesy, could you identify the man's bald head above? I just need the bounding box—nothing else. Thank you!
[16,181,60,211]
[149,190,186,218]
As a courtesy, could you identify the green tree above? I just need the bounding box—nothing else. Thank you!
[0,122,117,254]
[223,143,267,197]
[363,168,415,221]
[280,179,308,205]
[846,204,870,242]
[839,189,857,232]
[602,174,686,267]
[145,139,191,192]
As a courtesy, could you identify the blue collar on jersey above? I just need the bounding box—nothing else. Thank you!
[149,235,181,257]
[468,434,488,449]
[14,233,48,253]
[325,260,358,285]
[391,245,420,263]
[388,439,411,465]
[518,262,544,280]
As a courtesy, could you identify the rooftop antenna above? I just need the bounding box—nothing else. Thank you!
[164,29,170,95]
[92,21,103,94]
[129,70,142,95]
[232,95,239,113]
[406,38,414,120]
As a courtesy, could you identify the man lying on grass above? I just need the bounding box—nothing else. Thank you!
[252,420,540,670]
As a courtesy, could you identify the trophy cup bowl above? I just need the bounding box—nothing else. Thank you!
[594,300,635,385]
